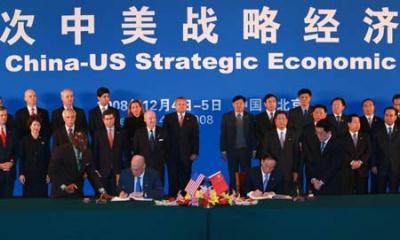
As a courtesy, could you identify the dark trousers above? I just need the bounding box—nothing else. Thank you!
[377,173,400,193]
[167,155,192,197]
[0,171,14,198]
[102,170,117,196]
[23,173,48,198]
[227,148,252,191]
[341,170,368,194]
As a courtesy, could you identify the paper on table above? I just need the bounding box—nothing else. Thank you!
[111,196,131,202]
[249,192,292,200]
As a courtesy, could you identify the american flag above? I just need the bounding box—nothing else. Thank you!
[184,173,205,196]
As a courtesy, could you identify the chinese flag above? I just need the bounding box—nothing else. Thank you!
[208,171,228,195]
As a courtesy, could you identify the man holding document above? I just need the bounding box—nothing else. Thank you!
[117,155,164,200]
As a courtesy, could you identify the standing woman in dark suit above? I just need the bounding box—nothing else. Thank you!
[19,116,50,197]
[123,100,145,160]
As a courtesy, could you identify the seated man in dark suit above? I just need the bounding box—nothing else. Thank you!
[117,155,163,200]
[48,132,108,199]
[242,154,284,196]
[51,88,88,132]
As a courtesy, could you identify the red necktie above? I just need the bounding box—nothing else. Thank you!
[0,127,6,147]
[30,107,36,116]
[108,129,113,148]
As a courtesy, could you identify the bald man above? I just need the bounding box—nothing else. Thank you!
[15,89,50,140]
[51,88,88,132]
[117,155,163,199]
[133,110,167,185]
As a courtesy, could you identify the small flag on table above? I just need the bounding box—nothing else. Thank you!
[208,171,228,195]
[184,173,205,196]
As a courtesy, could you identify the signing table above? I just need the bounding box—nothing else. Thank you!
[0,195,399,240]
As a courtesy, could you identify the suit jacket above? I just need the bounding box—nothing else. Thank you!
[52,126,87,150]
[0,128,18,179]
[288,106,313,135]
[51,106,88,132]
[310,136,343,195]
[163,112,199,162]
[372,126,400,177]
[360,115,384,137]
[220,111,256,152]
[117,167,164,200]
[19,134,50,178]
[339,132,371,178]
[255,111,275,157]
[133,126,167,177]
[263,129,300,178]
[15,107,50,140]
[48,144,103,198]
[327,114,348,135]
[92,127,127,178]
[242,167,283,195]
[88,106,120,141]
[301,123,320,181]
[123,115,145,157]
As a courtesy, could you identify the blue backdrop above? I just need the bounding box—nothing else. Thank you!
[0,0,399,195]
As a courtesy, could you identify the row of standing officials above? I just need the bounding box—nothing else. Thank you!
[0,87,399,198]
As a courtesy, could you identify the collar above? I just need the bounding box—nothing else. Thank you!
[385,123,395,129]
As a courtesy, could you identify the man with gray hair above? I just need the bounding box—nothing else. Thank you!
[51,88,87,132]
[117,155,163,200]
[52,108,87,150]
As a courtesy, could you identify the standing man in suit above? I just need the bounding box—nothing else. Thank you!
[255,94,277,158]
[133,110,167,185]
[309,119,343,195]
[163,96,199,196]
[52,109,86,150]
[48,132,108,198]
[92,109,127,195]
[359,98,384,194]
[117,155,163,200]
[88,87,120,141]
[392,94,400,126]
[327,97,348,135]
[371,107,400,193]
[263,111,299,195]
[51,88,87,133]
[300,104,328,193]
[242,154,284,196]
[0,106,18,198]
[0,97,15,131]
[15,89,50,140]
[340,114,371,194]
[220,95,256,191]
[288,88,313,135]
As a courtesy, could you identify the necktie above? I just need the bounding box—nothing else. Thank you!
[149,129,155,150]
[101,106,106,114]
[135,176,142,192]
[303,109,308,117]
[108,128,113,148]
[367,117,372,127]
[263,174,269,192]
[388,127,393,141]
[320,141,326,153]
[68,128,74,141]
[352,133,358,147]
[30,107,35,116]
[74,149,82,171]
[269,112,274,123]
[0,127,6,147]
[336,116,341,124]
[178,113,184,127]
[279,131,285,148]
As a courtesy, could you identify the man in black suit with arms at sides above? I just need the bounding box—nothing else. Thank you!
[0,106,18,198]
[51,88,87,133]
[263,111,300,195]
[288,88,313,136]
[220,95,256,191]
[88,87,120,141]
[133,110,168,185]
[92,109,127,196]
[371,107,400,193]
[339,114,371,194]
[163,96,199,196]
[255,93,277,158]
[242,154,284,196]
[327,97,348,135]
[15,89,50,140]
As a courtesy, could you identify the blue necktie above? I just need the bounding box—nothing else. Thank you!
[135,176,142,192]
[263,174,269,192]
